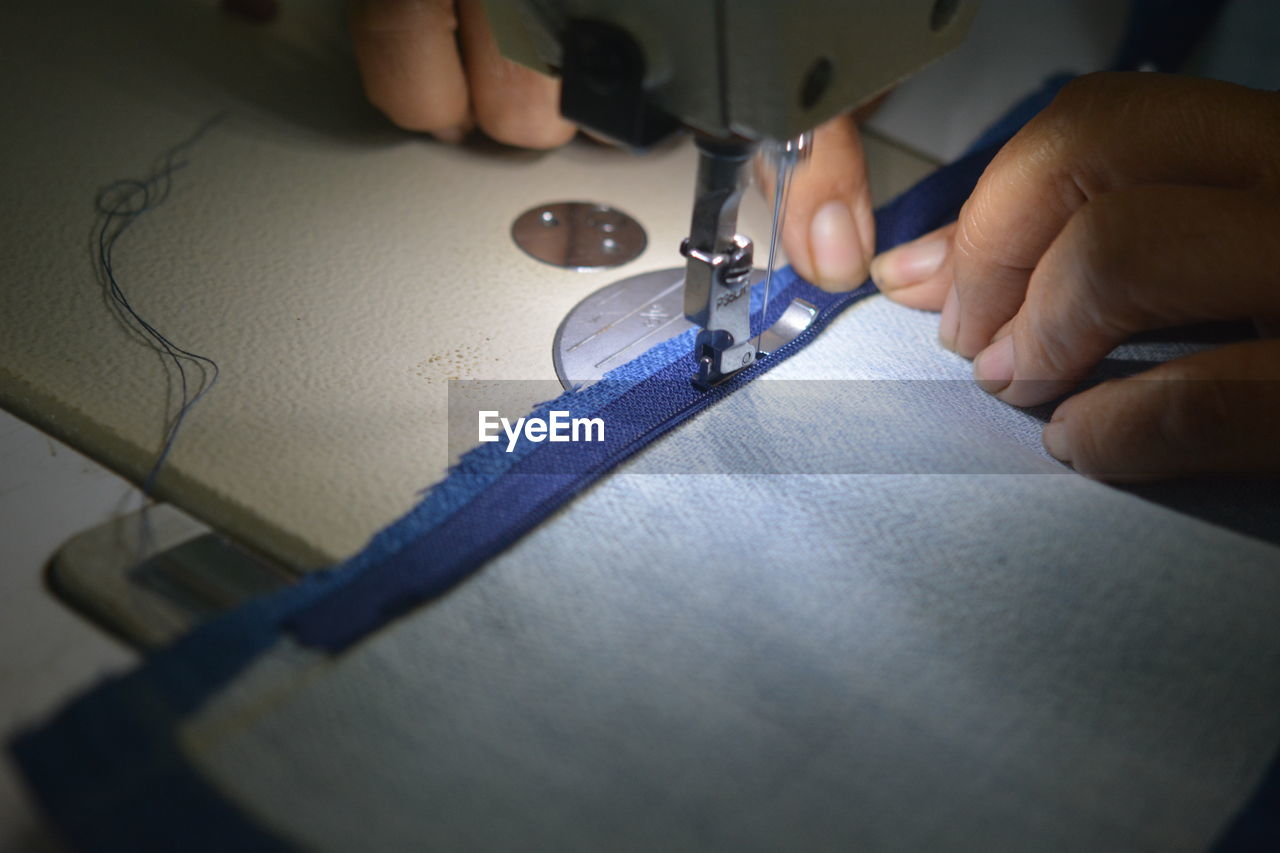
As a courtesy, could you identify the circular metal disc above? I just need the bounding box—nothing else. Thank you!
[512,201,646,271]
[552,266,765,388]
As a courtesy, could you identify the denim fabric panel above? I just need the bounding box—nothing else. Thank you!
[177,304,1280,851]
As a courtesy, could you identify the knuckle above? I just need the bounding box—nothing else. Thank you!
[953,192,1015,277]
[1033,73,1146,193]
[952,198,986,265]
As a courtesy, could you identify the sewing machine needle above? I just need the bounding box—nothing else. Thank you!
[756,143,798,358]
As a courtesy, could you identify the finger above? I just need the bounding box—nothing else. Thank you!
[1042,339,1280,480]
[350,0,471,141]
[456,0,576,149]
[756,114,874,292]
[868,223,956,311]
[971,185,1280,408]
[950,72,1280,358]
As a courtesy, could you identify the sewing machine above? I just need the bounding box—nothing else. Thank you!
[489,0,977,385]
[14,3,1280,848]
[0,0,979,656]
[0,0,980,673]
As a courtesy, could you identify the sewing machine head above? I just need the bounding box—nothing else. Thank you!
[487,0,979,385]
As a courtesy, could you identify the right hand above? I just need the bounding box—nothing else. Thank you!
[867,73,1280,480]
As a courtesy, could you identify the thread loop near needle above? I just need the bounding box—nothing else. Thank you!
[756,131,811,356]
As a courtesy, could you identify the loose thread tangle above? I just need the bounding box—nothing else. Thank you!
[95,116,224,500]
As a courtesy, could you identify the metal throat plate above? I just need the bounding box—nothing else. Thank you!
[553,267,818,389]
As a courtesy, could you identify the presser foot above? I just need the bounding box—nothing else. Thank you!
[691,297,820,391]
[692,332,758,390]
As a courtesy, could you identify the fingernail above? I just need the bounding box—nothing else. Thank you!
[1042,420,1070,462]
[869,233,948,291]
[973,335,1015,395]
[939,286,960,351]
[809,200,864,287]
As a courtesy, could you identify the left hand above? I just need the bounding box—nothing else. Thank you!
[345,0,878,292]
[867,72,1280,480]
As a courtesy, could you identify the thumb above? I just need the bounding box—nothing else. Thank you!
[754,114,874,292]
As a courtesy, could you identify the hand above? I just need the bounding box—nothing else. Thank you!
[868,73,1280,480]
[349,0,877,289]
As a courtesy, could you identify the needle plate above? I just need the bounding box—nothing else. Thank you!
[552,267,765,388]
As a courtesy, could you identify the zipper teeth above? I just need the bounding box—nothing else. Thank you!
[722,283,873,389]
[535,285,873,518]
[413,284,867,569]
[622,283,874,455]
